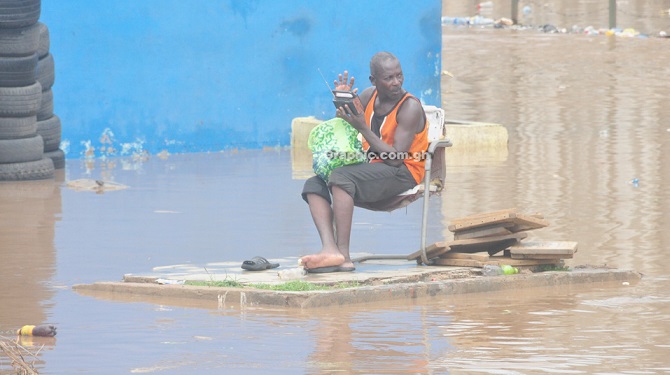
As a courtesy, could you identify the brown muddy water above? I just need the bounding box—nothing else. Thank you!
[2,6,670,375]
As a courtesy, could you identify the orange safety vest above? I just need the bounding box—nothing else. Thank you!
[362,90,429,184]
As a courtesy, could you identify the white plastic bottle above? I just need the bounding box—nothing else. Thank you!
[477,1,493,14]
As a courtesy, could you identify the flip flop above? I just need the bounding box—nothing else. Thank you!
[305,265,356,274]
[241,256,279,271]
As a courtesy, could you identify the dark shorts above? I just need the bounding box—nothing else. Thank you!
[301,162,417,205]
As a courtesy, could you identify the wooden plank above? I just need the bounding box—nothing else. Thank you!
[486,257,562,266]
[433,257,561,267]
[510,253,573,260]
[506,213,550,232]
[448,209,517,232]
[406,241,450,261]
[508,241,578,255]
[439,252,493,261]
[432,258,487,267]
[451,208,518,221]
[453,223,514,240]
[448,209,549,233]
[448,232,527,256]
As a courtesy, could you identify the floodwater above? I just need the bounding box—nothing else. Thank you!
[2,4,670,375]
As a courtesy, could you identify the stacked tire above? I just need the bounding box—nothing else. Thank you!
[0,0,59,181]
[35,20,63,170]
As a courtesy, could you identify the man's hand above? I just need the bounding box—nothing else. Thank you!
[336,103,365,131]
[334,70,358,94]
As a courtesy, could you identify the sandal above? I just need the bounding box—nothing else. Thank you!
[241,256,280,271]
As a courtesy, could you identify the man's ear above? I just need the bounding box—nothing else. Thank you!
[369,75,375,86]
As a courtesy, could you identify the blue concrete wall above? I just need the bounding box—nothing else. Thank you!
[40,0,442,158]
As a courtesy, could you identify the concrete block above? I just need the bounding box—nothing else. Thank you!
[444,119,509,166]
[445,119,509,149]
[291,116,323,180]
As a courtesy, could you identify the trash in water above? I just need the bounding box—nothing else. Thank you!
[629,178,639,188]
[277,267,307,280]
[441,15,494,26]
[17,324,57,337]
[66,179,128,193]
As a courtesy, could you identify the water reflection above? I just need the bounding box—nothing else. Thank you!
[0,172,62,370]
[0,175,61,319]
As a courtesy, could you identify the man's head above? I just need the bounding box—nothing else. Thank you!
[369,52,404,99]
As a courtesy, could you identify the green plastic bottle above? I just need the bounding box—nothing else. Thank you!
[501,265,519,275]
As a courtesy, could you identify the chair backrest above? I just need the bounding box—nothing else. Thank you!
[423,105,446,142]
[422,105,447,183]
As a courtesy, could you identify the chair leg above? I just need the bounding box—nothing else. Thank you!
[419,153,433,266]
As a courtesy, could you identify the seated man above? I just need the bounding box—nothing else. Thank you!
[300,51,429,273]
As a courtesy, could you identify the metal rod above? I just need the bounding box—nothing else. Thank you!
[352,254,408,263]
[420,154,432,265]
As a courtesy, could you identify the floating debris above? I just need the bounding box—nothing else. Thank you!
[65,179,128,193]
[17,324,57,337]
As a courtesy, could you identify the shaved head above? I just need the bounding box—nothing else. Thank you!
[370,52,399,78]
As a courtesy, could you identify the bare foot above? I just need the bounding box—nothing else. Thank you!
[300,252,345,269]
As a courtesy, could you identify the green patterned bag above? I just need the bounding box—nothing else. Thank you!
[308,117,366,181]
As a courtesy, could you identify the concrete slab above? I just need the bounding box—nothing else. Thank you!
[73,258,642,309]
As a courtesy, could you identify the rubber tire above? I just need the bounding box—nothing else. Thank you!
[36,22,48,58]
[0,53,37,87]
[0,23,40,57]
[0,115,36,139]
[0,81,42,116]
[43,148,63,169]
[36,87,52,120]
[36,53,54,90]
[0,0,41,29]
[36,115,60,152]
[0,157,54,181]
[0,134,44,163]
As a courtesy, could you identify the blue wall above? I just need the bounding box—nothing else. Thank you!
[40,0,442,158]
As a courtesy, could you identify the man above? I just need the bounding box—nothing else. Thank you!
[300,51,428,273]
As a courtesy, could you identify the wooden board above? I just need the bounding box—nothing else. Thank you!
[448,209,549,232]
[432,257,561,267]
[505,213,550,233]
[488,256,562,266]
[448,209,517,232]
[439,252,494,261]
[453,223,514,240]
[510,253,573,260]
[406,241,450,261]
[448,232,527,256]
[508,241,578,255]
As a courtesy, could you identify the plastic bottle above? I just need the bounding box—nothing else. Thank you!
[501,265,519,275]
[17,324,57,337]
[481,264,503,276]
[481,264,518,276]
[441,16,471,26]
[478,1,493,10]
[477,1,493,14]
